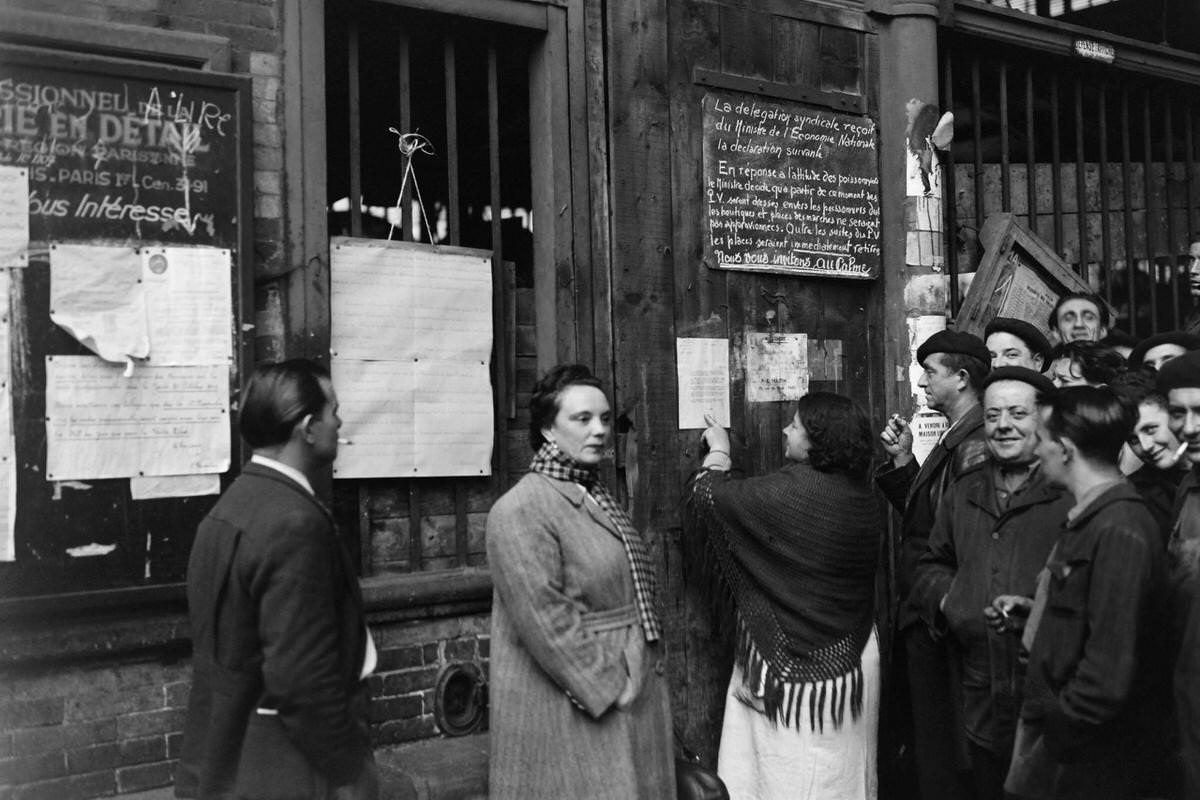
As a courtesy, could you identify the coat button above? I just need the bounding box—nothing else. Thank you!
[654,659,665,676]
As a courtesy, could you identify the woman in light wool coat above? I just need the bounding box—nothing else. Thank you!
[486,364,674,799]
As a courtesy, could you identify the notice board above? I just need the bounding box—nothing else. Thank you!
[955,213,1112,339]
[0,44,252,599]
[702,90,880,279]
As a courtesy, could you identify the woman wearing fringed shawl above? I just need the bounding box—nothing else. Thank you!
[683,392,883,800]
[486,364,674,799]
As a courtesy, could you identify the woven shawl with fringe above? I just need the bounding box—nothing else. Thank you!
[683,463,881,731]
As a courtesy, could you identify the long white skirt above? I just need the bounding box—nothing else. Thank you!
[716,628,880,800]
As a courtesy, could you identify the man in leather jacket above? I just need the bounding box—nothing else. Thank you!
[877,329,990,800]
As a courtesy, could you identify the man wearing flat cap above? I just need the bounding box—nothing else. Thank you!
[1127,331,1200,372]
[985,317,1052,372]
[1159,350,1200,799]
[878,329,990,800]
[910,367,1070,800]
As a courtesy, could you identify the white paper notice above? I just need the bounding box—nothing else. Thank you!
[50,244,150,363]
[330,360,493,478]
[677,338,730,430]
[0,166,29,268]
[46,357,230,480]
[141,247,233,365]
[331,239,492,362]
[746,333,809,402]
[130,473,221,500]
[330,237,494,478]
[0,271,13,560]
[910,409,949,466]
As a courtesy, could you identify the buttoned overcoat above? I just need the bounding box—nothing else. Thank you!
[486,472,674,800]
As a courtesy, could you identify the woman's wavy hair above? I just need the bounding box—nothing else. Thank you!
[528,363,605,451]
[1051,340,1127,385]
[1039,384,1135,466]
[795,391,873,477]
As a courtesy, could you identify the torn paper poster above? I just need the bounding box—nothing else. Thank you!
[746,332,809,402]
[50,243,149,362]
[0,165,29,268]
[66,542,117,557]
[130,473,221,500]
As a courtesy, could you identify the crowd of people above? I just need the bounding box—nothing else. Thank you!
[484,291,1200,800]
[177,289,1200,800]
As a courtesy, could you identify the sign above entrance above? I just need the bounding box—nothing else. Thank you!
[701,90,880,280]
[1073,39,1116,64]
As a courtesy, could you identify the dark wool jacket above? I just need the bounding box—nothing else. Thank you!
[1169,469,1200,799]
[176,464,372,799]
[1128,462,1187,547]
[876,404,989,630]
[911,460,1071,755]
[1018,483,1169,781]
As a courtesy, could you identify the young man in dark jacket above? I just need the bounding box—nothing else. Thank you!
[1001,386,1168,800]
[877,329,990,800]
[177,360,378,800]
[911,367,1070,800]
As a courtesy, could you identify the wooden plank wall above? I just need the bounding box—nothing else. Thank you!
[602,0,884,759]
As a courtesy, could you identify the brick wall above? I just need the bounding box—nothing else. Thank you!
[367,614,490,747]
[0,658,190,798]
[0,614,491,798]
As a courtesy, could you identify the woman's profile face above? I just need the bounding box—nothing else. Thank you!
[783,411,811,463]
[543,384,611,466]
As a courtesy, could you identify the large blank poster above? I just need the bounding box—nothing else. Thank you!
[330,237,494,478]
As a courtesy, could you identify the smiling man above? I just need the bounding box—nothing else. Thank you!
[1048,293,1110,344]
[910,367,1070,800]
[1127,331,1200,372]
[985,317,1052,372]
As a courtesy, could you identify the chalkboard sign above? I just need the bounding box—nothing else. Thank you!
[702,90,880,279]
[0,44,252,600]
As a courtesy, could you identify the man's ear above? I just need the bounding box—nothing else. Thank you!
[295,413,315,443]
[1059,435,1078,463]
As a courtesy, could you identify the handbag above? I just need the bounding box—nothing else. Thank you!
[674,728,730,800]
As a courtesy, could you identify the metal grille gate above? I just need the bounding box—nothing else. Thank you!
[941,34,1200,337]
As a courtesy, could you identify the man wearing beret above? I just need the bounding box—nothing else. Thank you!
[877,329,990,800]
[1159,350,1200,799]
[910,367,1070,800]
[985,317,1052,372]
[1127,330,1200,372]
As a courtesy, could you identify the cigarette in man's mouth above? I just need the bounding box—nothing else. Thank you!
[338,438,353,445]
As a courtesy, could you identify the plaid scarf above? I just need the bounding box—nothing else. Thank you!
[529,441,662,642]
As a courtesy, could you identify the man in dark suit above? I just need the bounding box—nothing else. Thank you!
[877,330,990,800]
[177,359,378,800]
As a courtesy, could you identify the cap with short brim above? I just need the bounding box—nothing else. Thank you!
[916,330,990,368]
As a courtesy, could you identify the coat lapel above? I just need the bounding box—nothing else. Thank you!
[536,473,622,539]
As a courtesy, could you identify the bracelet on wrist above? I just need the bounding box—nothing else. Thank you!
[706,448,729,456]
